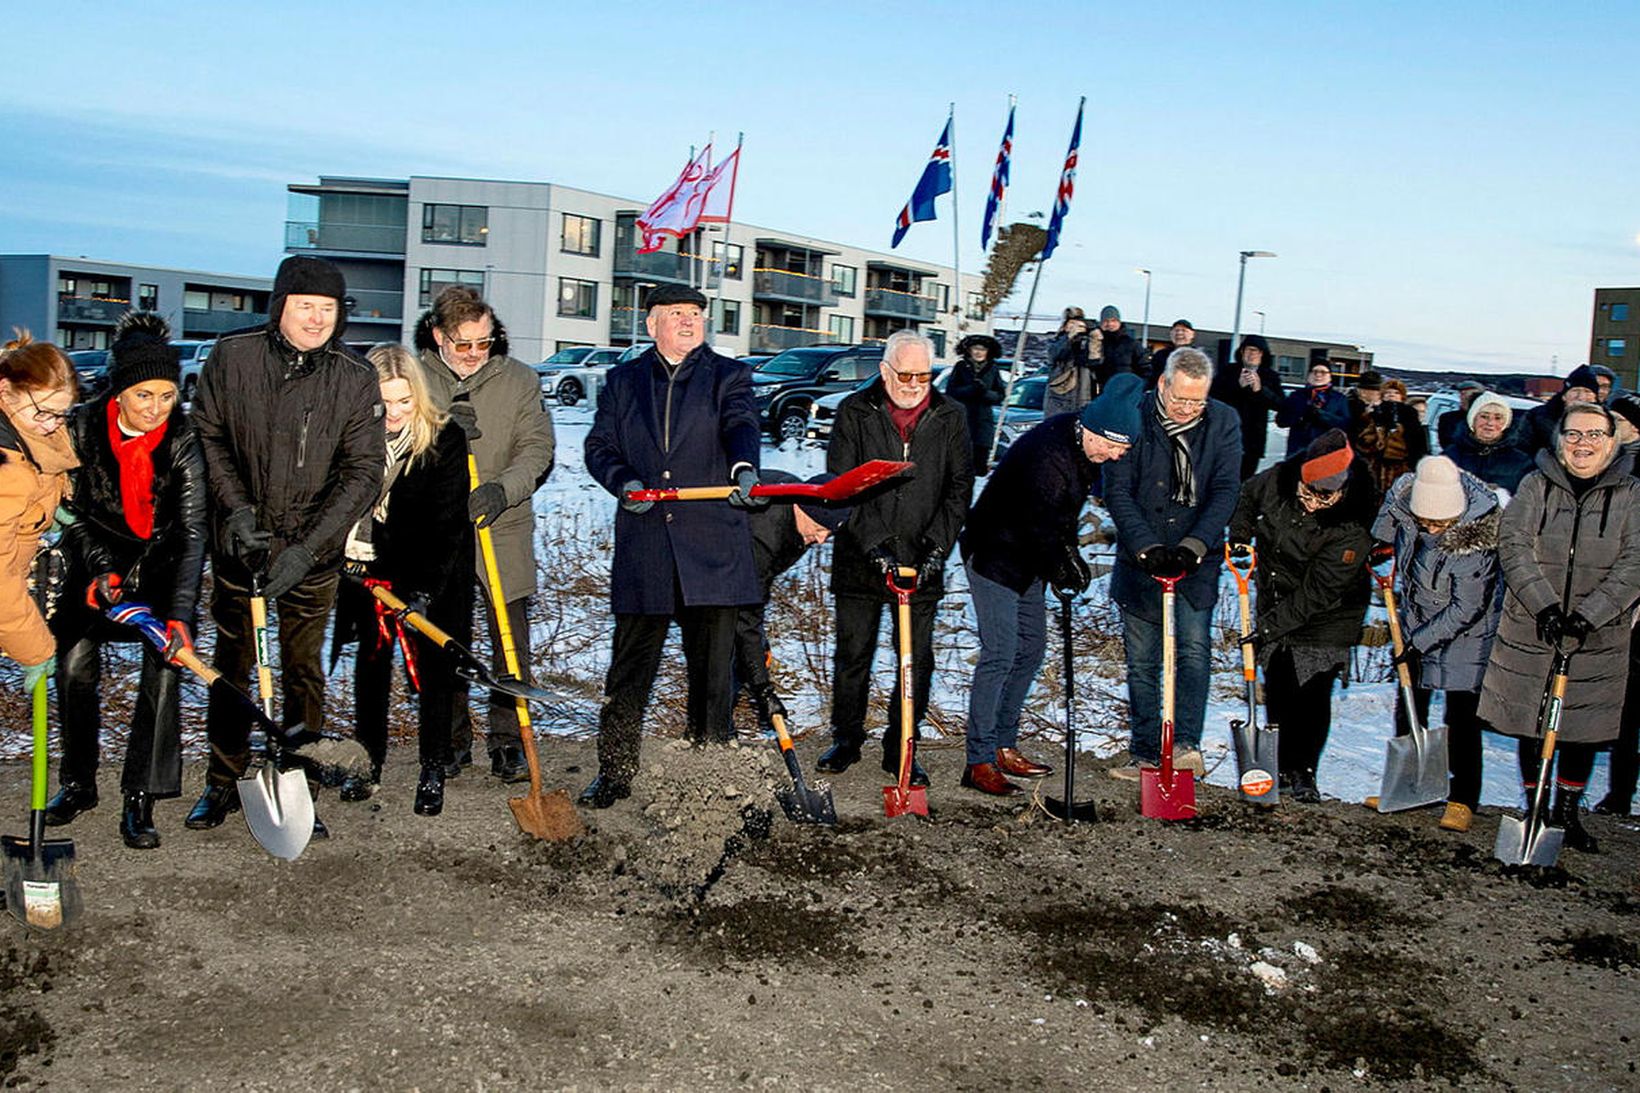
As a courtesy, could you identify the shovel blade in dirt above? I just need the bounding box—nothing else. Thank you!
[1140,767,1197,821]
[769,714,836,826]
[1375,725,1449,813]
[1043,796,1100,823]
[1232,719,1280,805]
[1493,813,1564,867]
[883,784,929,818]
[238,766,315,861]
[2,830,81,931]
[508,789,585,840]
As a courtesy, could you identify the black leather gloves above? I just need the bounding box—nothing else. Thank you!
[468,482,508,529]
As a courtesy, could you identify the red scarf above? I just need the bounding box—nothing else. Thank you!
[887,395,930,442]
[106,400,168,539]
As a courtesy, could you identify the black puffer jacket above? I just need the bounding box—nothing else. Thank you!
[193,323,385,578]
[828,380,973,600]
[1227,455,1376,648]
[57,396,208,626]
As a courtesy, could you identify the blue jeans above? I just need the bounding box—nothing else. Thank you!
[1121,595,1213,763]
[965,561,1047,765]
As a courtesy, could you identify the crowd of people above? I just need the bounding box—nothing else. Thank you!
[1,261,1637,859]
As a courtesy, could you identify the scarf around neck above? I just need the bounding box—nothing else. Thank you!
[1156,398,1203,508]
[106,400,169,539]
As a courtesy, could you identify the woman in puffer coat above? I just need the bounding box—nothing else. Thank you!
[1478,402,1640,853]
[1372,456,1501,833]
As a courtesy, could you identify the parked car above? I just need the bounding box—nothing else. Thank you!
[534,346,624,406]
[737,355,772,369]
[175,340,215,404]
[68,350,111,404]
[803,366,953,446]
[751,344,885,442]
[990,374,1050,459]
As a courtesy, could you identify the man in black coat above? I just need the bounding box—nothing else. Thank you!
[1208,333,1284,479]
[186,255,385,833]
[581,284,764,807]
[1517,366,1600,460]
[817,330,973,784]
[1093,305,1149,393]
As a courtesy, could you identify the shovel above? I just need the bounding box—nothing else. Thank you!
[1140,572,1196,821]
[1225,545,1278,804]
[3,678,82,930]
[234,581,315,861]
[469,451,583,841]
[623,459,913,505]
[883,566,928,818]
[1044,586,1098,823]
[770,711,836,825]
[1494,646,1573,867]
[1372,564,1449,813]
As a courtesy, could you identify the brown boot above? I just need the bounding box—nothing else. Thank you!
[995,747,1052,778]
[1438,802,1473,833]
[961,763,1023,797]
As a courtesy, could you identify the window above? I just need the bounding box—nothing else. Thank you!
[928,329,947,357]
[421,203,488,245]
[714,298,741,335]
[418,268,485,307]
[555,340,593,352]
[183,289,211,311]
[1609,338,1628,359]
[966,292,985,320]
[1613,303,1631,323]
[828,314,855,343]
[138,284,158,311]
[711,242,744,280]
[561,213,601,256]
[558,277,597,319]
[932,284,950,314]
[57,276,76,296]
[831,264,857,297]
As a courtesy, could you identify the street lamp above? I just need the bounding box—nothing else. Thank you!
[1230,250,1276,367]
[1253,309,1266,334]
[1136,268,1152,347]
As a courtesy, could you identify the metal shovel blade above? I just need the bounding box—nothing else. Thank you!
[238,766,315,861]
[776,782,837,826]
[1376,725,1450,813]
[1043,796,1100,823]
[1,834,81,931]
[1140,767,1197,821]
[883,784,929,818]
[1232,719,1280,805]
[1493,813,1565,867]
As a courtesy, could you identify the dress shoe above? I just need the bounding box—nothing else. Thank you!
[961,762,1023,797]
[490,746,529,783]
[184,784,242,829]
[414,763,445,817]
[816,740,863,775]
[339,763,382,803]
[311,814,330,840]
[43,783,99,826]
[1592,794,1632,817]
[579,774,631,809]
[995,747,1052,778]
[882,756,929,787]
[1438,802,1474,833]
[119,791,160,850]
[444,746,473,778]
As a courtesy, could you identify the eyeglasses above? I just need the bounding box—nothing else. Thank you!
[27,390,69,426]
[443,335,495,354]
[891,370,934,385]
[1298,481,1343,507]
[1163,388,1209,410]
[1562,429,1610,444]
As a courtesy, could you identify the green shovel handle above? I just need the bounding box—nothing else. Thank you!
[31,676,47,813]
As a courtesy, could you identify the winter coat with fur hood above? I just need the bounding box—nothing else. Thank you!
[1478,449,1640,744]
[0,408,76,666]
[1372,466,1502,692]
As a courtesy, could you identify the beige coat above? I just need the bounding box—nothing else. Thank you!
[0,407,78,666]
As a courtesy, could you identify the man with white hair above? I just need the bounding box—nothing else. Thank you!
[817,331,973,784]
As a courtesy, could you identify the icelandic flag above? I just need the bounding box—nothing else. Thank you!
[980,104,1014,250]
[891,116,953,249]
[1041,97,1085,261]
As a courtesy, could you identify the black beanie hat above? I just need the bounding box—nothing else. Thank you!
[108,311,180,395]
[1563,365,1600,398]
[269,255,347,334]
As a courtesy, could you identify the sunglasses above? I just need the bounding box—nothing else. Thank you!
[891,370,934,386]
[1562,428,1610,444]
[443,335,495,354]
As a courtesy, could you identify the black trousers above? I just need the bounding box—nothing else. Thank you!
[1609,623,1640,808]
[1265,647,1340,776]
[1394,679,1484,809]
[596,603,738,785]
[56,632,184,797]
[204,564,338,787]
[1517,738,1597,791]
[451,589,530,756]
[829,592,936,770]
[337,577,469,770]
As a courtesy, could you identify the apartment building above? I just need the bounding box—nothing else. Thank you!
[1591,287,1639,388]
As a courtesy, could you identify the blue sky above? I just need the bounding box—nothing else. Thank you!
[3,1,1635,374]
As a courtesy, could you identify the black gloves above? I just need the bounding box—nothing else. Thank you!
[223,507,271,566]
[916,554,945,588]
[468,481,508,529]
[1534,604,1569,647]
[1169,545,1202,576]
[447,401,482,442]
[1227,542,1254,568]
[394,591,431,621]
[869,545,899,577]
[1137,544,1195,577]
[1051,546,1092,596]
[620,480,653,515]
[1562,612,1592,645]
[727,467,768,510]
[1390,646,1416,668]
[262,544,314,601]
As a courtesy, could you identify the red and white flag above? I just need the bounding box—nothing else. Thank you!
[636,144,741,253]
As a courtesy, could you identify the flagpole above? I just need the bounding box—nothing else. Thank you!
[711,132,743,352]
[946,102,961,342]
[989,252,1044,468]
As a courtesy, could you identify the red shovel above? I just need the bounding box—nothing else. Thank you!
[883,566,928,818]
[623,459,912,504]
[1140,571,1197,821]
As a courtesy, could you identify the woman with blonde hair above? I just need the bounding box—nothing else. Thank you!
[333,343,472,816]
[0,331,78,697]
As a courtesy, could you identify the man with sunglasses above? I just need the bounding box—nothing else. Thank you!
[817,330,973,783]
[416,286,556,783]
[188,255,386,832]
[1104,348,1243,781]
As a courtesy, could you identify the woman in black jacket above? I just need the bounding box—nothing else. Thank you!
[335,344,473,816]
[1209,334,1285,479]
[945,334,1006,474]
[45,313,208,849]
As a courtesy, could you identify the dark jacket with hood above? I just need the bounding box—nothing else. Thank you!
[1094,323,1148,393]
[193,288,385,582]
[828,379,972,601]
[944,335,1006,463]
[1448,426,1533,497]
[1227,455,1376,649]
[1275,382,1350,458]
[1207,334,1284,470]
[1518,391,1580,461]
[56,396,208,631]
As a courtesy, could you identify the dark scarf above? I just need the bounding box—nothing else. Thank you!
[1156,399,1203,507]
[888,396,931,442]
[106,400,168,539]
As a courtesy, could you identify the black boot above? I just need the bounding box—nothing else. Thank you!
[578,774,631,809]
[43,782,99,826]
[1291,769,1321,804]
[1552,788,1599,854]
[184,784,241,829]
[1592,793,1632,817]
[490,746,529,783]
[444,746,473,779]
[414,763,445,817]
[340,763,382,803]
[816,739,863,774]
[120,791,160,850]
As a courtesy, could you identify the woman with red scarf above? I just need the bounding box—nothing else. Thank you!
[44,313,208,850]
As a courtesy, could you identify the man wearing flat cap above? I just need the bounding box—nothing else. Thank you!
[581,283,764,806]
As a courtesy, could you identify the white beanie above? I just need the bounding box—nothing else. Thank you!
[1467,392,1513,432]
[1410,456,1465,521]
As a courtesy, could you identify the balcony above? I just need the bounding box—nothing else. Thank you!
[57,296,128,324]
[751,268,837,307]
[749,324,838,354]
[343,288,404,322]
[612,248,716,285]
[864,287,937,322]
[181,308,268,335]
[285,220,406,256]
[610,306,649,342]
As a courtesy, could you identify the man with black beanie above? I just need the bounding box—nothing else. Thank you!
[186,255,385,833]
